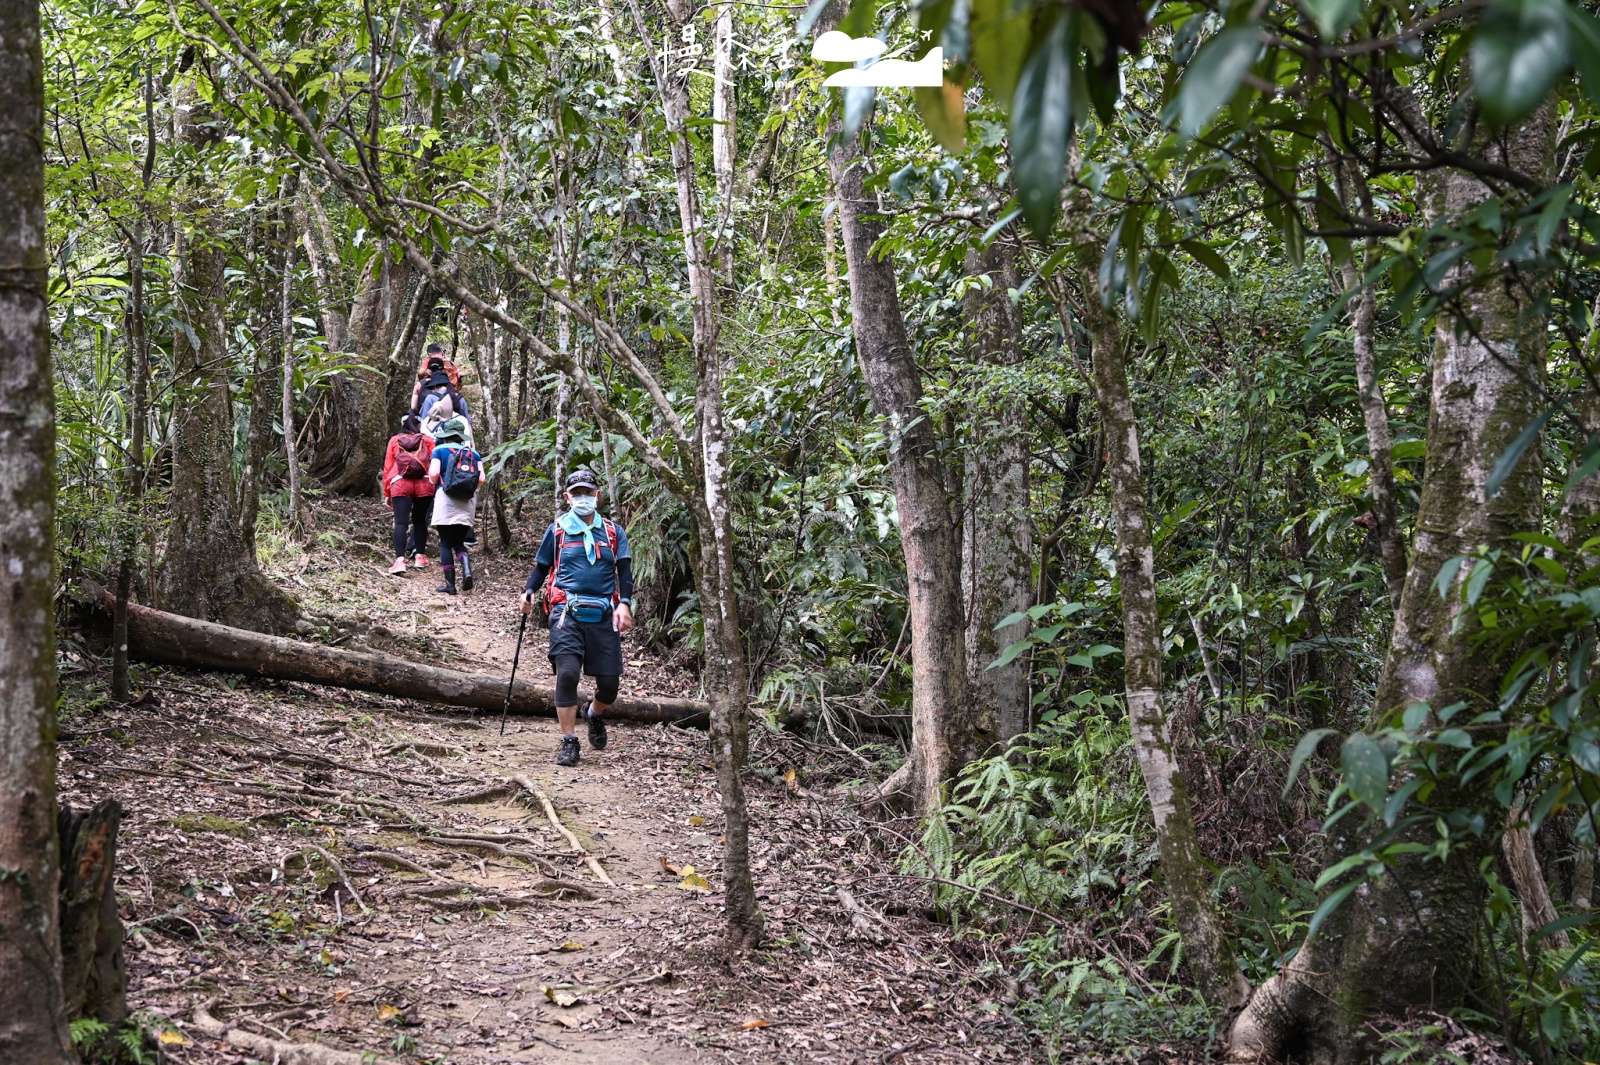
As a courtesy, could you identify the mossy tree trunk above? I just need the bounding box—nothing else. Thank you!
[961,244,1034,740]
[0,2,74,1056]
[1228,104,1554,1064]
[156,82,296,633]
[1075,263,1249,1010]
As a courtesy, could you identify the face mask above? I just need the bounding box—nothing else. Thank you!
[569,495,598,518]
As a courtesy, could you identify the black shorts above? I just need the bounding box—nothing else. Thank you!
[547,606,625,676]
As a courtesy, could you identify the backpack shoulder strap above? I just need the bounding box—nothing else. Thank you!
[604,519,621,605]
[546,524,565,598]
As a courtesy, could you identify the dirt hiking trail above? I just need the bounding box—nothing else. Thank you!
[57,501,1040,1064]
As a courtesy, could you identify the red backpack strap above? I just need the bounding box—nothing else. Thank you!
[545,524,567,604]
[604,519,620,606]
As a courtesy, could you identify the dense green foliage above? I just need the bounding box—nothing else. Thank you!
[40,0,1600,1056]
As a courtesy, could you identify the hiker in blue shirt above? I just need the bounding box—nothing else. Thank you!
[520,468,633,768]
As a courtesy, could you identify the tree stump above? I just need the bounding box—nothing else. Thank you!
[58,799,127,1026]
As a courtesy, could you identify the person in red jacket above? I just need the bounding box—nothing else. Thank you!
[381,413,436,575]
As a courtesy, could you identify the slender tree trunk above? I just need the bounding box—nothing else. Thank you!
[1339,243,1407,608]
[1076,267,1249,1009]
[297,188,349,353]
[825,103,983,813]
[711,1,737,288]
[0,3,73,1054]
[631,0,763,949]
[113,223,150,702]
[239,210,280,552]
[315,243,409,494]
[1229,105,1554,1064]
[281,176,309,539]
[961,245,1033,739]
[157,82,296,632]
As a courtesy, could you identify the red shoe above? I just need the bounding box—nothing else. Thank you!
[387,558,408,576]
[413,554,430,568]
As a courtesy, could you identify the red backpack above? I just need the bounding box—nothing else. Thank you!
[537,519,620,623]
[395,434,428,479]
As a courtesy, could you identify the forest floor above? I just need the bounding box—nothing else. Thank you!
[56,499,1077,1065]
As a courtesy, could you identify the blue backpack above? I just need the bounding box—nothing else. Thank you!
[439,447,481,499]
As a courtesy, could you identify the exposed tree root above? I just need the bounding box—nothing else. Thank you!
[513,775,616,886]
[192,999,381,1064]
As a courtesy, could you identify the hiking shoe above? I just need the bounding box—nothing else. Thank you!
[585,702,607,750]
[556,734,581,767]
[459,553,474,592]
[413,553,430,568]
[388,558,408,576]
[436,578,457,596]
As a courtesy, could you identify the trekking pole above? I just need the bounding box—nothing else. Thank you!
[500,611,529,737]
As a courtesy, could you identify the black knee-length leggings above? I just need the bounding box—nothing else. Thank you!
[391,496,432,558]
[553,654,619,708]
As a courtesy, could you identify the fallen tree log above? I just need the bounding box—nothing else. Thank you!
[80,586,709,726]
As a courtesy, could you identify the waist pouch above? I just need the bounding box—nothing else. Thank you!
[563,595,612,625]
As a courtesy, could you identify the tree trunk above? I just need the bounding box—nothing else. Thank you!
[632,0,764,950]
[239,209,282,553]
[58,800,127,1027]
[156,83,297,633]
[315,243,408,494]
[1339,242,1408,608]
[1228,105,1554,1064]
[961,245,1034,740]
[825,104,983,814]
[83,585,707,724]
[297,187,349,353]
[1077,270,1249,1009]
[113,222,150,702]
[0,2,73,1054]
[282,180,310,539]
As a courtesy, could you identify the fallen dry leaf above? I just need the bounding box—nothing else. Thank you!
[558,940,585,952]
[659,856,682,876]
[542,984,581,1007]
[739,1018,771,1030]
[156,1030,191,1046]
[676,865,711,892]
[688,815,705,826]
[377,1003,404,1022]
[551,1014,582,1029]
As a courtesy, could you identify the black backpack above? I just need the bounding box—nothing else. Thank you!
[439,447,481,499]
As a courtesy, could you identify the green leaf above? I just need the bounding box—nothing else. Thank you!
[1570,735,1600,775]
[915,79,967,153]
[1283,728,1336,798]
[1487,407,1552,499]
[1465,558,1495,605]
[1305,881,1360,941]
[841,85,877,141]
[1175,24,1259,140]
[1179,240,1230,279]
[1341,733,1390,811]
[1567,5,1600,107]
[1009,12,1076,236]
[987,638,1031,670]
[1301,0,1361,41]
[1472,0,1569,127]
[1434,555,1468,599]
[994,610,1029,631]
[970,0,1032,106]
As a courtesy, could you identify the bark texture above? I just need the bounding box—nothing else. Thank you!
[0,2,73,1054]
[312,244,409,494]
[1228,106,1554,1063]
[1078,277,1248,1009]
[156,84,296,632]
[57,800,127,1026]
[84,585,707,724]
[827,112,986,814]
[644,0,764,950]
[961,245,1034,740]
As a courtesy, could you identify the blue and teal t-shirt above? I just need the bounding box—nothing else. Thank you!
[531,513,631,599]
